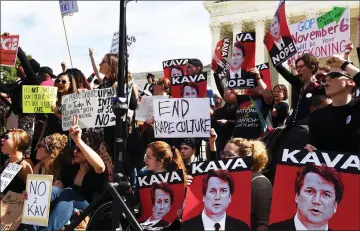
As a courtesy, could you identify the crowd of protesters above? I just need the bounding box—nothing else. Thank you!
[0,15,360,231]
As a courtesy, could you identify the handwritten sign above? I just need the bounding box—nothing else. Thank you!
[22,175,53,227]
[59,0,79,17]
[136,95,169,121]
[0,191,24,231]
[0,34,19,67]
[289,5,350,61]
[61,87,116,130]
[110,32,136,57]
[153,98,211,138]
[22,86,57,113]
[0,163,22,193]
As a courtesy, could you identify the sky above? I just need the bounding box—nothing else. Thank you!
[1,1,212,76]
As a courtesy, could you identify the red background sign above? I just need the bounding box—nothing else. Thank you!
[0,34,19,67]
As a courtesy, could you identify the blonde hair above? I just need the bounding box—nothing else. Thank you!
[8,129,30,153]
[42,133,68,178]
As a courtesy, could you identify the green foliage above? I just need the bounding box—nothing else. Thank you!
[0,54,32,84]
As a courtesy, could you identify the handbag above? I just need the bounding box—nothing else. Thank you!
[249,96,274,138]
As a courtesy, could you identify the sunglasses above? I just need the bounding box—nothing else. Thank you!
[55,79,69,84]
[3,134,10,140]
[36,141,51,153]
[219,151,238,159]
[326,72,351,79]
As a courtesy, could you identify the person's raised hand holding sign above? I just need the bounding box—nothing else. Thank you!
[344,40,353,61]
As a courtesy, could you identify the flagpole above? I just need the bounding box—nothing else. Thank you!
[61,16,74,68]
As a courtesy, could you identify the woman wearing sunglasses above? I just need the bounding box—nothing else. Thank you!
[0,129,33,198]
[208,131,272,231]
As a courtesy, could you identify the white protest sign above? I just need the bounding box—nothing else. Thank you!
[61,88,116,131]
[110,32,136,57]
[153,98,211,138]
[22,175,53,227]
[0,163,22,193]
[289,5,350,62]
[136,95,169,121]
[59,0,79,17]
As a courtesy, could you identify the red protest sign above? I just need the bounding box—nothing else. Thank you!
[162,59,190,79]
[181,158,251,230]
[137,170,185,230]
[211,38,230,80]
[264,0,297,67]
[0,34,19,67]
[256,63,272,90]
[269,149,360,230]
[170,72,207,98]
[226,32,256,90]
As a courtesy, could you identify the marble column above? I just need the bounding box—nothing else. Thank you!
[210,23,222,56]
[254,17,266,64]
[231,21,243,44]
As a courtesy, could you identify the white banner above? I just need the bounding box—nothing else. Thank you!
[110,32,136,57]
[0,163,22,193]
[59,1,79,17]
[153,98,211,138]
[61,88,116,131]
[288,5,350,62]
[136,95,169,121]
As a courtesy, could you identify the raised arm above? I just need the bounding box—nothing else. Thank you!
[249,68,274,106]
[89,48,103,84]
[275,63,302,88]
[17,47,41,85]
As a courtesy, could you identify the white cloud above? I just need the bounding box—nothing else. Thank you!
[1,1,211,77]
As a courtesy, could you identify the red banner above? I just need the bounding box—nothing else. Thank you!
[211,38,230,80]
[264,0,297,67]
[170,72,207,98]
[181,158,251,230]
[137,170,185,230]
[256,62,272,90]
[269,149,360,230]
[162,59,190,79]
[0,34,19,67]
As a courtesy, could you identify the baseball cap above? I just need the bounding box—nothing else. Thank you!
[146,73,155,79]
[38,66,56,79]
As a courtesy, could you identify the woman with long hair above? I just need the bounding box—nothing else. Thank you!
[272,84,289,127]
[0,129,33,198]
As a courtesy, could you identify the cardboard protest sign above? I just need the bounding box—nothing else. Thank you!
[269,149,360,230]
[0,191,24,230]
[0,163,22,193]
[181,158,251,230]
[137,170,185,230]
[226,32,256,90]
[0,34,19,67]
[171,72,207,98]
[135,95,169,122]
[110,32,136,57]
[59,0,79,17]
[22,86,57,113]
[162,59,190,79]
[256,63,272,90]
[153,98,211,138]
[211,38,231,80]
[264,0,297,67]
[288,6,350,62]
[61,87,116,131]
[22,174,53,227]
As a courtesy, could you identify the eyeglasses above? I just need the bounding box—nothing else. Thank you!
[326,72,351,79]
[36,141,51,153]
[219,151,238,159]
[55,79,69,84]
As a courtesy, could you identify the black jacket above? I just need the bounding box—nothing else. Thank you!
[181,214,249,231]
[269,216,332,231]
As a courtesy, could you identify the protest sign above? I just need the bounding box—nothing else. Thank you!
[0,34,19,67]
[135,95,169,121]
[288,6,350,62]
[171,72,207,98]
[0,163,22,193]
[153,98,211,138]
[61,87,116,131]
[269,149,360,230]
[264,0,297,67]
[0,191,24,231]
[22,174,53,227]
[22,86,57,113]
[162,59,190,79]
[181,157,251,230]
[110,32,136,57]
[59,0,79,17]
[211,38,231,81]
[256,63,272,90]
[137,170,185,230]
[226,32,256,90]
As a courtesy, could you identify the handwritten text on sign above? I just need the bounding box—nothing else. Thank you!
[0,191,24,231]
[59,0,79,17]
[22,86,57,113]
[0,163,22,193]
[110,32,136,56]
[22,175,53,227]
[61,88,116,130]
[0,34,19,67]
[136,95,169,121]
[289,6,350,61]
[153,98,211,138]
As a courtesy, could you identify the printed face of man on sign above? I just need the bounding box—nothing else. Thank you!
[171,66,184,78]
[230,44,244,71]
[182,82,199,98]
[270,13,281,42]
[150,183,174,221]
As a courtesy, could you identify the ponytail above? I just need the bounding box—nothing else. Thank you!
[170,146,187,185]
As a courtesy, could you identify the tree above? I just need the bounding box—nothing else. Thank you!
[0,54,32,84]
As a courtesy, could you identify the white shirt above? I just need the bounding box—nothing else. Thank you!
[274,37,285,50]
[230,69,242,80]
[201,210,226,231]
[141,217,162,227]
[294,213,329,231]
